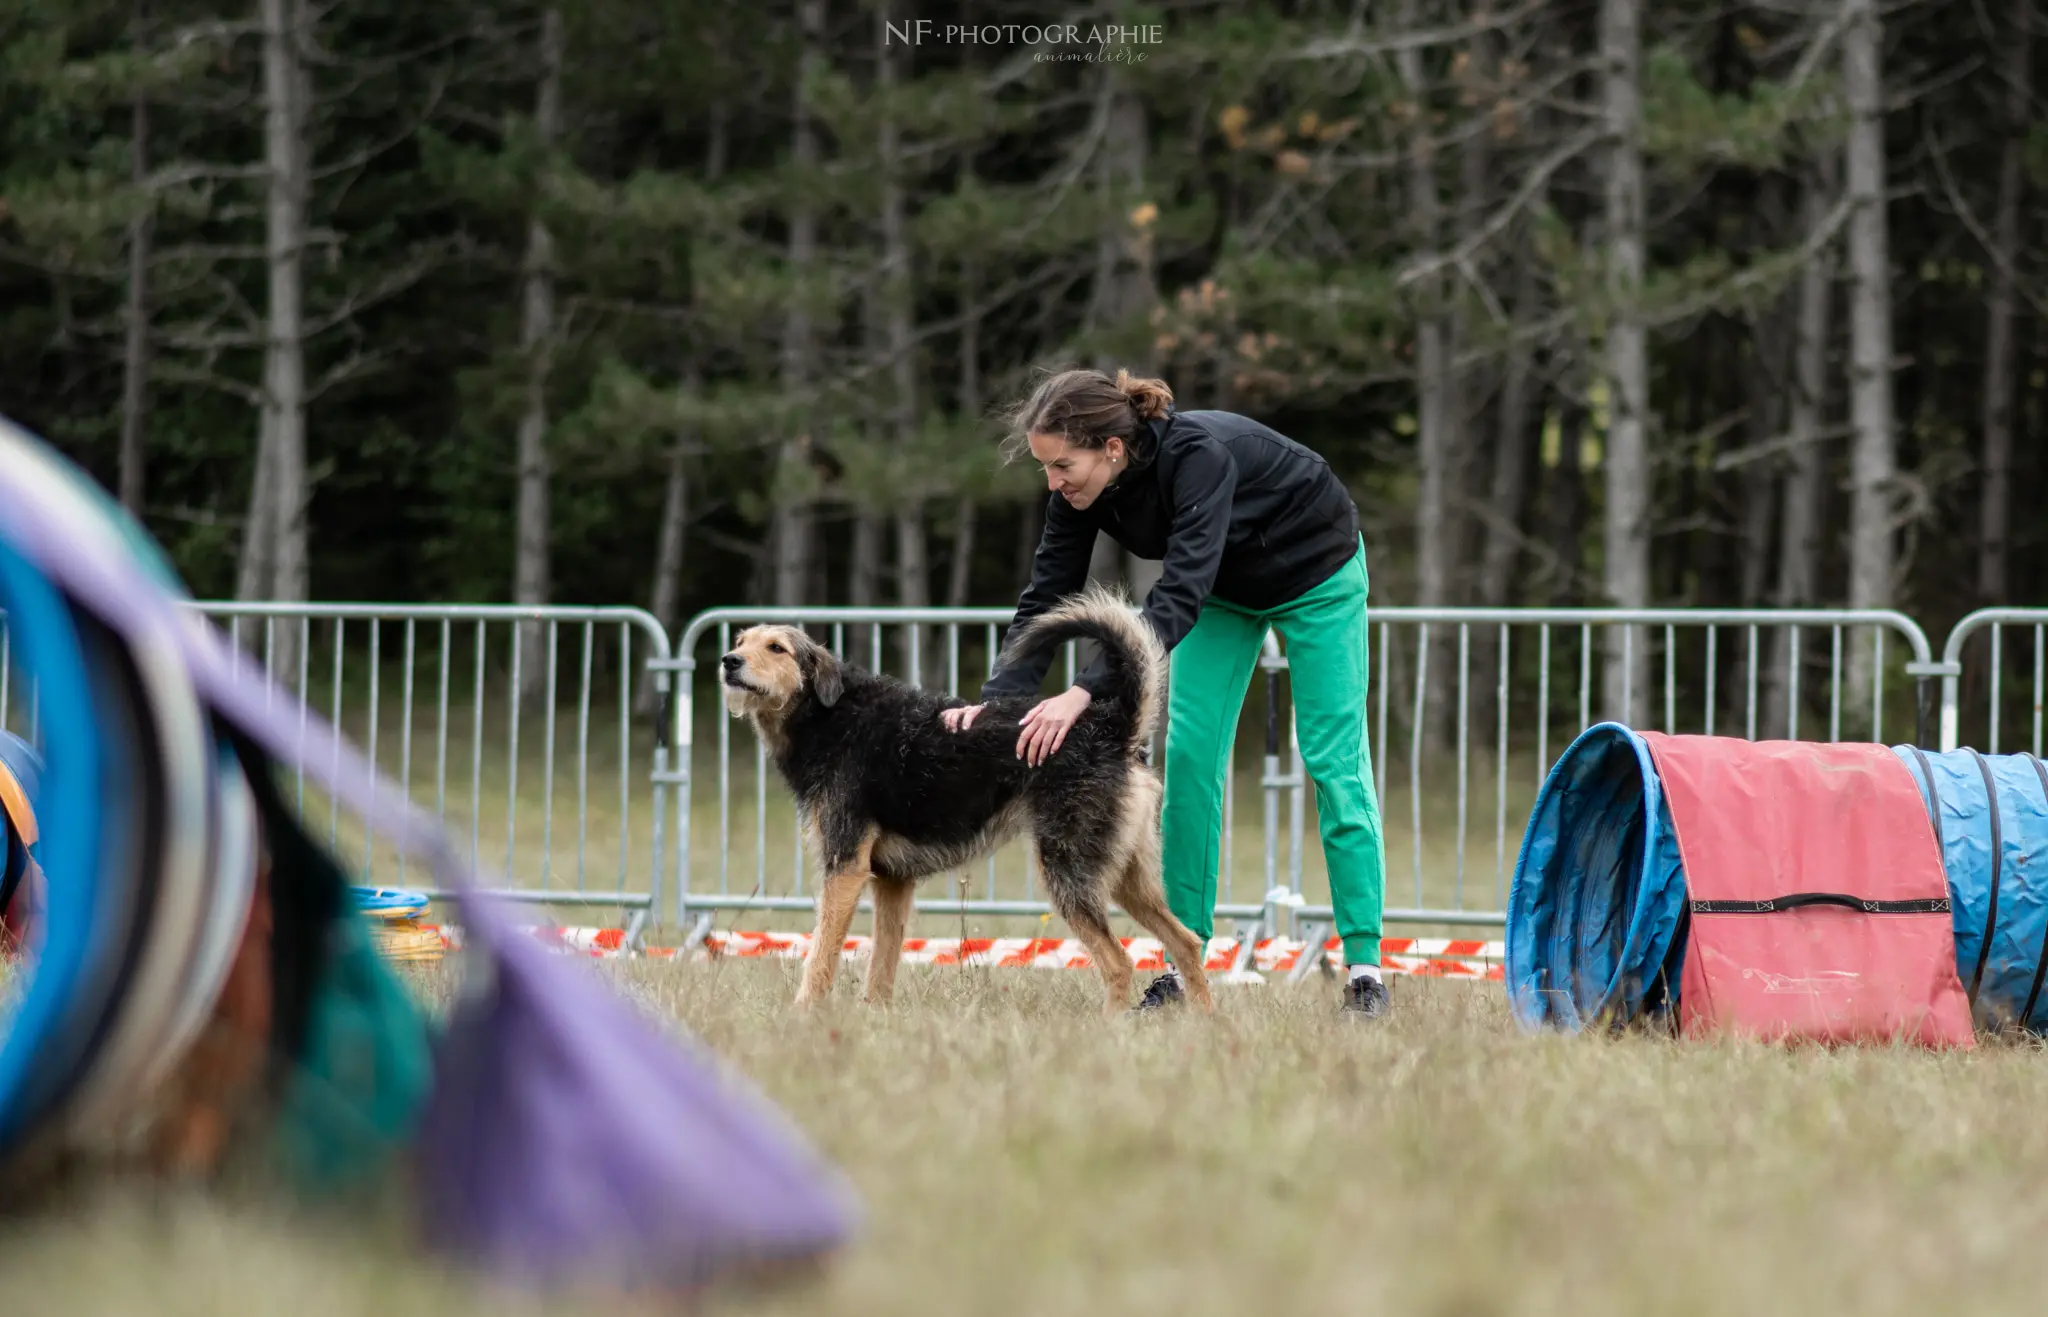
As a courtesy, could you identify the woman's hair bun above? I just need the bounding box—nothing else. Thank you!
[1115,369,1175,422]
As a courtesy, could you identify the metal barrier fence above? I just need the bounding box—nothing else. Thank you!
[1939,608,2048,755]
[668,604,1940,943]
[189,603,679,939]
[2,597,2010,946]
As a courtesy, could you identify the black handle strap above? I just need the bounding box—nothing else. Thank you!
[1690,893,1952,915]
[2016,752,2048,1028]
[1965,748,2004,1006]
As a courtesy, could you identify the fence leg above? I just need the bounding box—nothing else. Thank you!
[1263,642,1281,900]
[1220,916,1265,983]
[1907,660,1963,751]
[624,908,649,953]
[1287,919,1332,985]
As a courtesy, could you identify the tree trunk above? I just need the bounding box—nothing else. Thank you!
[1397,0,1458,747]
[1477,257,1540,607]
[1448,5,1498,598]
[1542,398,1588,606]
[1398,0,1454,616]
[637,431,689,715]
[1978,0,2032,603]
[771,0,825,608]
[1599,0,1651,728]
[1765,156,1838,736]
[878,12,933,681]
[649,428,691,634]
[640,78,727,712]
[849,513,884,608]
[769,481,815,607]
[1073,59,1151,680]
[513,7,562,706]
[235,410,277,602]
[256,0,309,687]
[1738,316,1784,732]
[1737,309,1783,610]
[948,253,982,610]
[894,509,931,680]
[1778,165,1837,615]
[1732,187,1790,616]
[946,497,976,607]
[1842,0,1896,723]
[1014,497,1042,589]
[1471,255,1538,742]
[1086,63,1154,364]
[118,40,153,519]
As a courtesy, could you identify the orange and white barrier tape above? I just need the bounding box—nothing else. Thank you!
[419,924,1503,981]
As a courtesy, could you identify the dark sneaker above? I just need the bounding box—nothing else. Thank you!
[1342,975,1390,1018]
[1132,971,1185,1013]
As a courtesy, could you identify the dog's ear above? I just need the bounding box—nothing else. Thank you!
[803,639,844,708]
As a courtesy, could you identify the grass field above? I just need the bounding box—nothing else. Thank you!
[10,657,2033,1313]
[2,959,2046,1316]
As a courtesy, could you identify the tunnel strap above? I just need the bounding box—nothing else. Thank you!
[1690,894,1951,915]
[1965,748,2004,1006]
[2016,753,2048,1027]
[1905,745,1946,850]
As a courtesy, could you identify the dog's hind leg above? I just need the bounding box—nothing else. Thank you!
[864,876,915,1005]
[1064,895,1135,1017]
[1114,855,1215,1014]
[797,823,877,1008]
[1040,851,1134,1016]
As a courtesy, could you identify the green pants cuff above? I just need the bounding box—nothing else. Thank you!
[1343,936,1380,968]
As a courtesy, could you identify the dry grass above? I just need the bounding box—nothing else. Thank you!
[3,959,2048,1316]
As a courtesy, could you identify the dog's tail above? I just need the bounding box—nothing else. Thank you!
[997,583,1164,756]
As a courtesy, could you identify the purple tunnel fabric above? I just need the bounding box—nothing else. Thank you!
[0,422,859,1291]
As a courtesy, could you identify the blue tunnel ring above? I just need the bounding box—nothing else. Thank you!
[0,534,108,1142]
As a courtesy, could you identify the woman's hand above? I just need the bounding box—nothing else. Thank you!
[1015,687,1093,767]
[940,704,984,732]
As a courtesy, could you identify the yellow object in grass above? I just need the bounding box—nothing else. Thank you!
[355,889,445,965]
[370,920,447,964]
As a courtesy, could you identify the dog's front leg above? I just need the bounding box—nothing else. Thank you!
[796,826,877,1008]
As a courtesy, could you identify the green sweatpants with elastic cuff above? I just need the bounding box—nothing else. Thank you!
[1159,538,1385,968]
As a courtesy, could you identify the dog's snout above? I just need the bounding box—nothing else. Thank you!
[721,653,743,672]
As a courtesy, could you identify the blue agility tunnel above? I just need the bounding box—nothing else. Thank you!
[1510,722,2048,1038]
[0,414,859,1293]
[1505,724,1689,1032]
[1894,748,2048,1031]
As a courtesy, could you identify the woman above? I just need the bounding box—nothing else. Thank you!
[943,368,1388,1016]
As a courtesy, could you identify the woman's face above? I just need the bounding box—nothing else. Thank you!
[1029,431,1126,511]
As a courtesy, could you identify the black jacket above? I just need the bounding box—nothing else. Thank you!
[981,407,1360,701]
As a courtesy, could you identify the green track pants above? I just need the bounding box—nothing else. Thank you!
[1160,538,1385,967]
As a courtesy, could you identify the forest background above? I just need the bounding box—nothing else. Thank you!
[1,0,2040,730]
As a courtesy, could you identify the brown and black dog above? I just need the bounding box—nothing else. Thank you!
[721,586,1213,1015]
